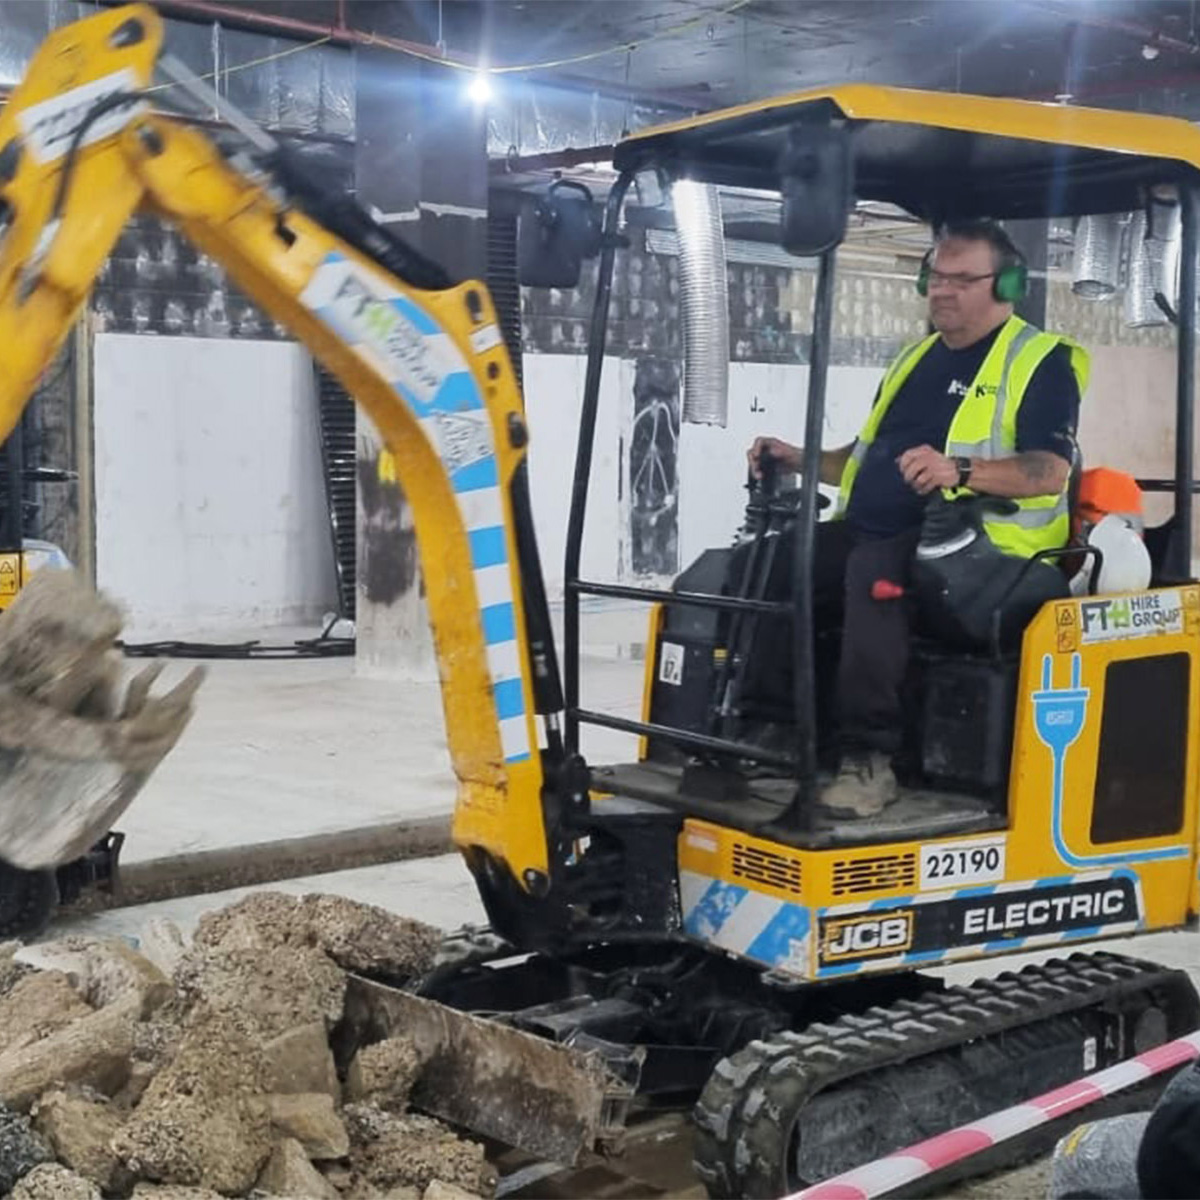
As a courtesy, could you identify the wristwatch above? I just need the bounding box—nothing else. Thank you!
[954,456,973,489]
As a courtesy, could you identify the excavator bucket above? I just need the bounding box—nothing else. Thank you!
[341,974,634,1166]
[0,569,202,870]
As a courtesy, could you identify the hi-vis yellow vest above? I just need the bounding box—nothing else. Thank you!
[835,315,1090,558]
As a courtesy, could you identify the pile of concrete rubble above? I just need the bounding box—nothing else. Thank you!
[0,892,496,1200]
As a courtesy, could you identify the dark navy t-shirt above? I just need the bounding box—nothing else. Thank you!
[843,325,1081,539]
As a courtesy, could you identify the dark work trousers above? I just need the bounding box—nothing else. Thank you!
[812,521,922,755]
[739,520,921,757]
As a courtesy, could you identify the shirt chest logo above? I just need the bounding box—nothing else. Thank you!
[947,379,969,397]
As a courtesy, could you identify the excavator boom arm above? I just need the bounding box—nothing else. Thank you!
[0,4,555,883]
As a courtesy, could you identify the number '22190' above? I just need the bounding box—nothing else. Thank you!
[919,837,1006,890]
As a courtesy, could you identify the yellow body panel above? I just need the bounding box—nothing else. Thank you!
[676,588,1199,981]
[621,82,1200,172]
[638,604,664,760]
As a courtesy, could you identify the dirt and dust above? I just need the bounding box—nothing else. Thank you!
[936,1157,1053,1199]
[0,570,203,871]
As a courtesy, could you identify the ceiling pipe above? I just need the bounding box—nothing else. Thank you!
[1037,3,1199,61]
[137,0,702,111]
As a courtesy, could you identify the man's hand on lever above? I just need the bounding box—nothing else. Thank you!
[747,437,854,487]
[897,445,1070,499]
[896,445,959,496]
[747,436,802,480]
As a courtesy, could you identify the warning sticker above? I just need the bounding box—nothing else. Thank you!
[0,557,18,598]
[429,410,493,477]
[1055,603,1079,652]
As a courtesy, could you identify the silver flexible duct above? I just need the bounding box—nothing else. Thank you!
[673,180,730,427]
[1124,201,1181,328]
[1072,213,1125,299]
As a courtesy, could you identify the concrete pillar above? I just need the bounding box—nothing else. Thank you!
[353,48,487,678]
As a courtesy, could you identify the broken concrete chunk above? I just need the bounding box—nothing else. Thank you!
[135,919,189,979]
[0,1104,52,1192]
[345,1037,424,1111]
[173,943,345,1040]
[31,1088,128,1193]
[256,1137,340,1199]
[345,1107,493,1197]
[112,1009,270,1195]
[268,1093,349,1160]
[192,893,305,953]
[8,1162,101,1199]
[263,1022,340,1100]
[0,997,136,1111]
[193,891,442,982]
[423,1183,484,1200]
[0,971,93,1057]
[16,937,171,1017]
[300,894,441,980]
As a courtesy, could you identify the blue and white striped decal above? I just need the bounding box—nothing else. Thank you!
[679,868,811,974]
[680,867,1145,981]
[814,868,1145,980]
[301,253,530,764]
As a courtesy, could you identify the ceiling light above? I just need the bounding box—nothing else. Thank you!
[468,72,492,104]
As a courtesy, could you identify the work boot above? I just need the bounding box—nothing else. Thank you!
[819,749,897,819]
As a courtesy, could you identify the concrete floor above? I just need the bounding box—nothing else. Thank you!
[116,642,643,863]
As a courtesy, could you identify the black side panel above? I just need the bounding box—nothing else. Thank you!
[314,366,357,621]
[1091,652,1190,844]
[916,654,1018,804]
[647,549,730,762]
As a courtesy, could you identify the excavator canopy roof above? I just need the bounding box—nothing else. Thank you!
[613,84,1200,222]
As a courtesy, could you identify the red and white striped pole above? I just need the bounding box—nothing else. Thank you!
[787,1030,1200,1200]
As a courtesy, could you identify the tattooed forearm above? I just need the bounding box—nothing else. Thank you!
[966,451,1070,499]
[1015,451,1058,487]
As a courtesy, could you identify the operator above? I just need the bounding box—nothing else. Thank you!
[748,219,1086,819]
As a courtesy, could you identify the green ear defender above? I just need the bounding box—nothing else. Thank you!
[915,249,1029,302]
[993,259,1028,302]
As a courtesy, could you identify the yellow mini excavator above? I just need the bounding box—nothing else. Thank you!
[5,7,1200,1196]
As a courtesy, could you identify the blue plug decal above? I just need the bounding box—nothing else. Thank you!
[1034,653,1186,867]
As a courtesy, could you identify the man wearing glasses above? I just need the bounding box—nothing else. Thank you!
[748,219,1086,819]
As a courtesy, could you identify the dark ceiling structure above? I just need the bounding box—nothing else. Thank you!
[152,1,1200,119]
